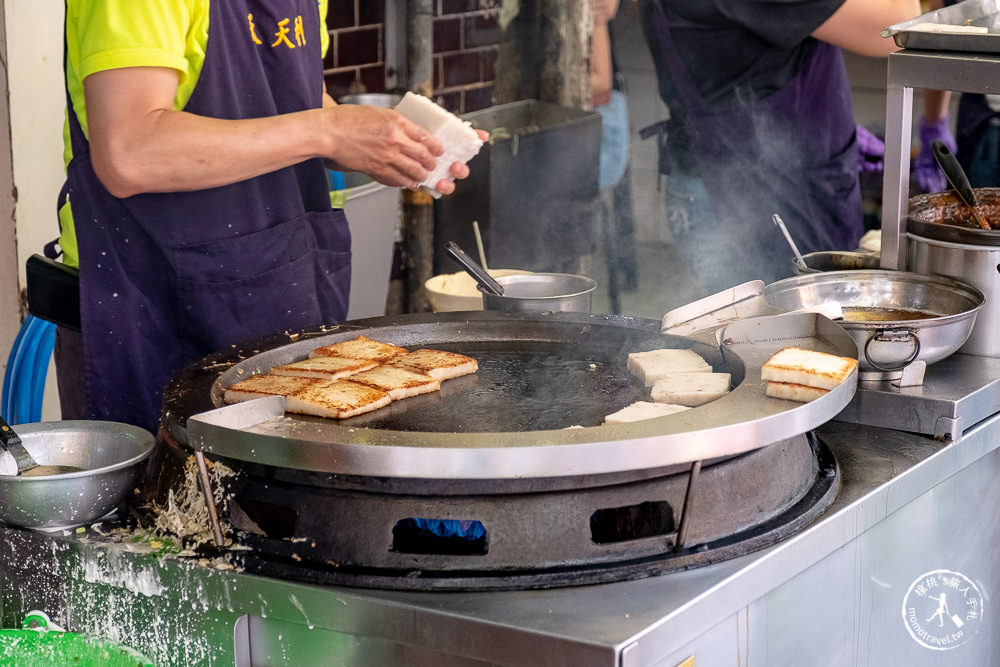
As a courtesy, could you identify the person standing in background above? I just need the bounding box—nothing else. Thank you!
[56,0,483,433]
[593,0,629,192]
[637,0,921,301]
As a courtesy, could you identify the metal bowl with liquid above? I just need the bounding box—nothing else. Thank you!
[764,270,984,379]
[480,273,598,313]
[0,421,155,528]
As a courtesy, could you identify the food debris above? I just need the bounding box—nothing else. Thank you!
[149,456,235,552]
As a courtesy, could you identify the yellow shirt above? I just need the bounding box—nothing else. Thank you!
[60,0,329,266]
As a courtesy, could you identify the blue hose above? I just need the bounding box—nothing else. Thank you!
[2,315,56,424]
[1,316,29,421]
[4,317,39,423]
[11,317,42,424]
[28,319,56,423]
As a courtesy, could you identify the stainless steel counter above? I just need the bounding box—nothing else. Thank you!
[1,383,997,665]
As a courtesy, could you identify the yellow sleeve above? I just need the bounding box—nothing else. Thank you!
[319,0,330,58]
[69,0,199,82]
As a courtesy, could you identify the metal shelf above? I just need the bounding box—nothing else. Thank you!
[880,49,1000,269]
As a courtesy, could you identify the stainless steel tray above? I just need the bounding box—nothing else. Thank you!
[883,0,1000,53]
[185,311,858,480]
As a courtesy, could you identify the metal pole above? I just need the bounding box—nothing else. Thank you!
[880,53,914,271]
[673,459,702,553]
[194,450,226,547]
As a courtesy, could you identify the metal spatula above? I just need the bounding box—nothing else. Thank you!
[0,416,38,475]
[932,140,991,230]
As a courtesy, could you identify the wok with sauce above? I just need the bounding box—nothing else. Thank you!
[908,188,1000,231]
[764,270,984,378]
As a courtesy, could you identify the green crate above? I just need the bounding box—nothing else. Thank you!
[0,612,153,666]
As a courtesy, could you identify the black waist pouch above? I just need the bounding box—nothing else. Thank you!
[26,254,80,331]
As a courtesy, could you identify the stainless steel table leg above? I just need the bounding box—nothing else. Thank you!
[880,77,913,271]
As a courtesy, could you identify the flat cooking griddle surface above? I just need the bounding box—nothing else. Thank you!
[306,341,666,432]
[175,312,858,480]
[209,316,728,433]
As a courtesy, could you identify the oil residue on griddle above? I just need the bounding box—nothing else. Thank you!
[338,345,646,433]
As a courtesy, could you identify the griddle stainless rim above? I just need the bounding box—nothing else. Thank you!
[185,311,857,480]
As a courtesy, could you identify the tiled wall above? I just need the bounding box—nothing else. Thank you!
[323,1,500,114]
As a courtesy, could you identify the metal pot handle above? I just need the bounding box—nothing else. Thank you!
[864,329,921,372]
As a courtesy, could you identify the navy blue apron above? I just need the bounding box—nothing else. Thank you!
[644,3,862,290]
[62,0,351,432]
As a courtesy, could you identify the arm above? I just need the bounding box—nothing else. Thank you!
[811,0,921,58]
[591,0,621,107]
[593,0,620,24]
[85,67,473,198]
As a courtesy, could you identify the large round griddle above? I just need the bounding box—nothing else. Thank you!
[167,310,858,482]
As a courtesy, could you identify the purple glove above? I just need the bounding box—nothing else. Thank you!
[856,125,884,173]
[913,116,957,194]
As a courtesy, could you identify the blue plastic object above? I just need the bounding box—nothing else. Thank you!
[2,315,57,424]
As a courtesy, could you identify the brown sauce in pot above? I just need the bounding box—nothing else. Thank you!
[840,306,937,322]
[908,189,1000,231]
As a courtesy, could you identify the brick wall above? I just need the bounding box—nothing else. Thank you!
[323,1,500,114]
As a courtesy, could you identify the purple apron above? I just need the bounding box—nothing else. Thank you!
[644,3,862,288]
[62,0,350,432]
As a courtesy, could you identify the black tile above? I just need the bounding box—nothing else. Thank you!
[337,26,382,67]
[434,17,462,53]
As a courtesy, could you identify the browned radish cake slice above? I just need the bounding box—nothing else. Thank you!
[309,335,409,363]
[764,381,829,403]
[223,374,321,403]
[343,365,441,400]
[285,380,391,419]
[387,348,479,381]
[761,347,857,391]
[270,356,378,380]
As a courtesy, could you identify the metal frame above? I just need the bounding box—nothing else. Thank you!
[881,49,1000,269]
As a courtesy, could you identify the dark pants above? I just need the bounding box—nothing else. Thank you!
[53,326,86,420]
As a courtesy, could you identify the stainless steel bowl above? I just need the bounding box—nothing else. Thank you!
[337,93,402,108]
[764,270,984,380]
[792,250,881,275]
[0,421,155,528]
[480,273,598,313]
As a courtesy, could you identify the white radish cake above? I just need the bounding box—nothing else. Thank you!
[284,379,392,419]
[627,348,712,387]
[223,374,321,404]
[344,365,441,400]
[394,92,484,198]
[764,382,830,403]
[270,356,378,380]
[603,401,690,424]
[761,346,858,403]
[309,335,409,363]
[760,347,857,391]
[650,372,731,407]
[387,348,479,381]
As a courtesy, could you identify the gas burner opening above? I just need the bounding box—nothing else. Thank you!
[590,501,676,544]
[234,499,298,539]
[392,518,489,556]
